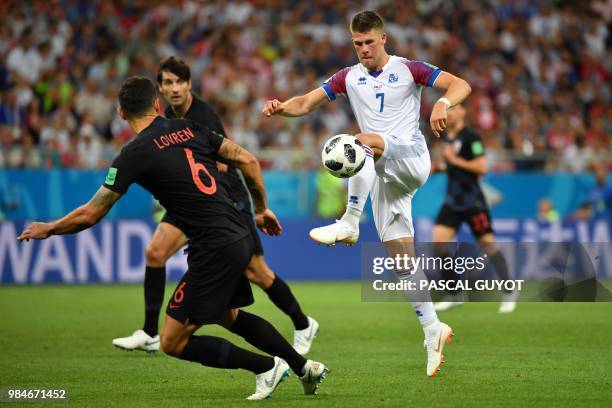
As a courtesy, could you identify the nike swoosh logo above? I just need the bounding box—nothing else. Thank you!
[304,326,315,342]
[144,339,159,346]
[434,332,442,352]
[306,329,313,341]
[264,364,281,388]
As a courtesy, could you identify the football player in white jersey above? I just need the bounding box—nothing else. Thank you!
[263,10,472,377]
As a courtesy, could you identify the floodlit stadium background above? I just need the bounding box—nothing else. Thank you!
[0,2,611,406]
[1,0,609,282]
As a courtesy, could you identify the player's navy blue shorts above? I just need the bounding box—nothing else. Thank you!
[161,205,263,256]
[166,235,254,325]
[435,203,494,238]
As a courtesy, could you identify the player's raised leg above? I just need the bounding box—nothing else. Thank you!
[245,255,319,355]
[112,220,186,352]
[310,133,383,246]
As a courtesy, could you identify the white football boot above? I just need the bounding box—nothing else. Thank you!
[425,322,454,377]
[299,360,329,395]
[246,357,290,400]
[293,316,320,355]
[498,291,518,313]
[112,329,160,352]
[309,220,359,246]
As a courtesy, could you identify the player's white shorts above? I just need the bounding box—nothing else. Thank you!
[371,133,431,242]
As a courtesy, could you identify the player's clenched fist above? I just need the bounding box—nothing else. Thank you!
[262,99,284,117]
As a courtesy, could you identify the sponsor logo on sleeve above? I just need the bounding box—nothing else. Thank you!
[105,168,117,185]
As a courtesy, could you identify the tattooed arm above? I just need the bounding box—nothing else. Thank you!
[17,187,121,241]
[217,138,267,212]
[216,138,282,236]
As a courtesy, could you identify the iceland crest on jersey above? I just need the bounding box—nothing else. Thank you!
[388,73,398,83]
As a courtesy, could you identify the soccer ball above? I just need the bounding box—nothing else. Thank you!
[321,134,366,178]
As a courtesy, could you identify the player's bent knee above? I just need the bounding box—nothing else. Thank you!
[244,266,257,282]
[162,333,191,356]
[478,235,498,254]
[245,257,274,289]
[356,133,384,158]
[245,267,271,288]
[433,242,449,256]
[220,308,239,329]
[146,243,170,266]
[160,334,180,356]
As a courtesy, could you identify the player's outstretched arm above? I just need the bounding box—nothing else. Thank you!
[217,138,282,236]
[17,186,121,241]
[262,88,328,117]
[430,72,472,138]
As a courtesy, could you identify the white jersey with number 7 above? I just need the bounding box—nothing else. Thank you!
[321,55,441,146]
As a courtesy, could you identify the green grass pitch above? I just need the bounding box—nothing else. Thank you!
[1,282,611,407]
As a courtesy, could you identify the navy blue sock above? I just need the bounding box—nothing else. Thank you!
[179,335,274,374]
[264,276,309,330]
[230,311,306,375]
[490,250,512,293]
[143,266,165,337]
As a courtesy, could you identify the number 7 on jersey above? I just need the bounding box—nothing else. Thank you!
[376,93,385,112]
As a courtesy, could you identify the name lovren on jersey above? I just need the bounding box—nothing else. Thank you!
[153,127,195,150]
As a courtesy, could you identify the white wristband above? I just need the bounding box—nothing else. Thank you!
[437,97,451,108]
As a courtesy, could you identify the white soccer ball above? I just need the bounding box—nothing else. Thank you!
[321,134,366,178]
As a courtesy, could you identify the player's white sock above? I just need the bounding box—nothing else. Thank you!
[341,146,375,230]
[409,283,439,331]
[415,303,440,334]
[398,266,440,331]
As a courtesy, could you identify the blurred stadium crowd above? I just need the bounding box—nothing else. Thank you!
[0,0,609,171]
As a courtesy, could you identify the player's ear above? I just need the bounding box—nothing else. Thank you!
[153,97,161,114]
[380,32,387,45]
[188,79,192,91]
[117,106,126,120]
